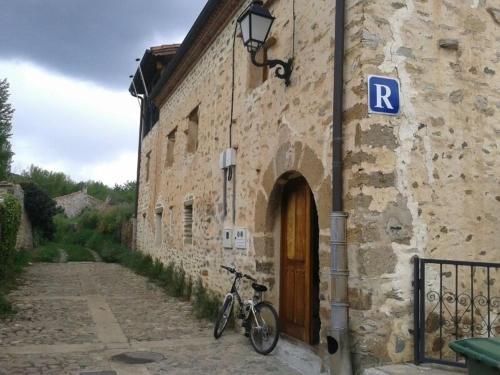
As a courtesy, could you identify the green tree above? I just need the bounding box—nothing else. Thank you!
[19,165,80,198]
[0,79,14,180]
[110,181,136,204]
[85,180,110,201]
[20,182,57,241]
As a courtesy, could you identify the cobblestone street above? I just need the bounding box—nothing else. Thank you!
[0,262,299,375]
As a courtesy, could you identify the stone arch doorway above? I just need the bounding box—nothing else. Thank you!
[279,175,320,345]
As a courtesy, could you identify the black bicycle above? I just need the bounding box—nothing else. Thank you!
[214,265,279,355]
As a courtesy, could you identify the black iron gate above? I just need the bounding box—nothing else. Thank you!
[413,256,500,367]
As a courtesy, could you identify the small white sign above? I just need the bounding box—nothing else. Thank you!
[234,228,247,250]
[222,228,233,249]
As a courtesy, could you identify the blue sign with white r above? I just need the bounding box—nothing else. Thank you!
[368,75,401,116]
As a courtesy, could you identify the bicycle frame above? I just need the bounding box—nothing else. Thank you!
[216,265,279,355]
[225,273,263,329]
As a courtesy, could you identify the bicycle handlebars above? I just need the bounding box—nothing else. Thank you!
[220,265,256,282]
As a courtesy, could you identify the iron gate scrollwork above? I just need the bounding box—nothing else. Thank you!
[413,257,500,367]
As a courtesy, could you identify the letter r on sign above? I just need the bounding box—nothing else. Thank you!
[374,84,393,109]
[368,75,400,115]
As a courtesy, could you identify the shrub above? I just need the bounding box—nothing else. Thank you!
[65,244,94,262]
[192,278,221,321]
[79,209,100,230]
[0,294,14,316]
[0,193,21,281]
[53,213,72,238]
[31,242,60,263]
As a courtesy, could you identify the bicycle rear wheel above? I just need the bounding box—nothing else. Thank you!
[249,301,279,354]
[214,295,233,339]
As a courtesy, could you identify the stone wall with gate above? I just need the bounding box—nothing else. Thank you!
[342,0,499,370]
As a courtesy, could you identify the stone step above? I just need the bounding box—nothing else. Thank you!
[362,363,467,375]
[275,335,328,375]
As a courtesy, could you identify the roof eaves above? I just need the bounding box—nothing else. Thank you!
[150,0,245,105]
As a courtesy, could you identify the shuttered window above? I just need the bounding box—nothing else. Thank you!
[183,201,193,244]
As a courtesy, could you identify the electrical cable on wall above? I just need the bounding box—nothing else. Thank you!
[229,20,238,149]
[292,0,296,60]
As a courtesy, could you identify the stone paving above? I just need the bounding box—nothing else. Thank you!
[0,262,299,375]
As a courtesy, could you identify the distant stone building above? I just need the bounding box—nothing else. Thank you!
[0,182,33,250]
[55,188,107,218]
[130,1,498,373]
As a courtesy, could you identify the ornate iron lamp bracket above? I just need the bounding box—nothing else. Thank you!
[251,51,293,86]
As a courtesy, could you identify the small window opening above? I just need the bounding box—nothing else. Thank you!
[183,201,193,244]
[155,207,163,246]
[165,128,177,167]
[186,106,199,153]
[145,151,152,182]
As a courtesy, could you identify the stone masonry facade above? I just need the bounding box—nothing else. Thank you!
[135,0,499,372]
[55,189,108,219]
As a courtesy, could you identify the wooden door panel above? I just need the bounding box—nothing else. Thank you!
[295,189,306,261]
[280,177,312,344]
[286,194,296,260]
[294,269,306,324]
[285,269,295,322]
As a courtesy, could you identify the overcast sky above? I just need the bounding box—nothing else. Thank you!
[0,0,206,186]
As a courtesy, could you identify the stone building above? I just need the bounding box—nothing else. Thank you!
[54,188,107,218]
[0,182,33,250]
[130,0,499,373]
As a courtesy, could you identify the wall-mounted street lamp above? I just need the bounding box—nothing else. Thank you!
[237,1,293,86]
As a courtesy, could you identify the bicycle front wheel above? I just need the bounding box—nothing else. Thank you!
[214,294,233,339]
[249,301,279,355]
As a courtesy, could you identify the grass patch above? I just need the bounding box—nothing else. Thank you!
[31,242,95,262]
[0,250,32,319]
[31,242,60,262]
[65,244,94,262]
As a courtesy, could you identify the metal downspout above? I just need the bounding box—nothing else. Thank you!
[329,0,352,373]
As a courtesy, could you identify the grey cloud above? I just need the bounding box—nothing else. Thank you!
[0,0,206,89]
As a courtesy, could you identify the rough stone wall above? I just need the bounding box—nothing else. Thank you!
[121,218,136,250]
[0,182,33,250]
[137,0,339,370]
[343,0,499,371]
[135,0,499,372]
[55,191,107,218]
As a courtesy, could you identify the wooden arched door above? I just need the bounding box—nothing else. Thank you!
[280,176,318,344]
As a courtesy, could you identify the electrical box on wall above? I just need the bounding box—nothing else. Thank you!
[219,148,237,169]
[234,228,247,250]
[223,228,233,248]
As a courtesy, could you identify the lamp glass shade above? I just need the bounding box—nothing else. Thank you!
[238,2,275,53]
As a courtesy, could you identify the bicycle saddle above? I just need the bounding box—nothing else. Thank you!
[252,283,268,292]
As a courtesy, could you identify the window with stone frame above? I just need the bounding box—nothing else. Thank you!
[165,128,177,167]
[168,206,174,237]
[183,200,193,244]
[155,207,163,246]
[186,106,199,153]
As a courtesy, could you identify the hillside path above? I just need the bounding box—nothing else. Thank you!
[0,262,299,375]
